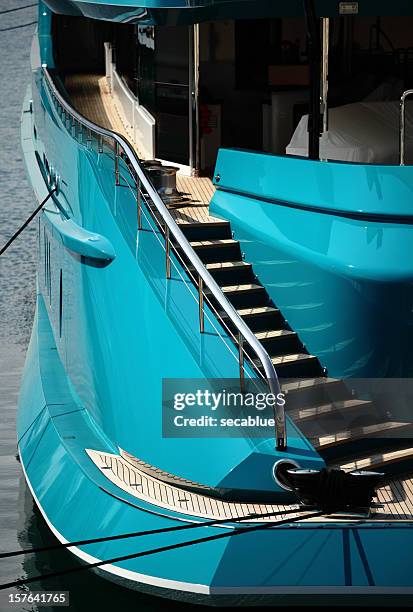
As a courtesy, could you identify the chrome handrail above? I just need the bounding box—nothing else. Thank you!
[399,89,413,165]
[42,67,286,450]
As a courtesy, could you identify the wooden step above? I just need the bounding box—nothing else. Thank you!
[219,283,268,309]
[288,398,373,424]
[189,260,255,285]
[253,353,321,378]
[189,239,241,263]
[255,328,301,357]
[178,219,231,241]
[219,305,283,332]
[178,219,229,228]
[206,261,250,271]
[313,421,413,451]
[207,260,255,284]
[337,446,413,472]
[280,377,350,410]
[221,283,263,293]
[190,239,237,249]
[237,305,278,318]
[255,329,296,341]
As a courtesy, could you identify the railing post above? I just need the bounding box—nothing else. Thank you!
[276,390,287,451]
[399,89,413,165]
[114,142,120,185]
[86,128,92,150]
[137,178,142,231]
[238,332,245,393]
[165,225,171,279]
[41,68,287,451]
[198,276,204,333]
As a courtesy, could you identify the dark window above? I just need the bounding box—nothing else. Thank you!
[137,25,190,165]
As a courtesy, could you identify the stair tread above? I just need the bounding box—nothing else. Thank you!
[218,305,279,322]
[337,445,413,471]
[313,421,412,450]
[190,239,237,247]
[237,306,279,316]
[254,353,317,366]
[280,377,339,393]
[255,329,296,340]
[206,261,250,270]
[288,398,373,423]
[177,219,228,227]
[269,353,316,365]
[220,283,264,293]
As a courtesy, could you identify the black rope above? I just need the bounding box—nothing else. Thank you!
[0,506,309,560]
[0,3,36,15]
[0,511,324,590]
[0,20,37,32]
[0,189,55,257]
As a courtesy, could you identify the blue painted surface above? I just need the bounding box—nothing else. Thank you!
[211,150,413,378]
[213,148,413,219]
[18,291,413,596]
[21,29,322,501]
[44,211,116,261]
[17,11,413,600]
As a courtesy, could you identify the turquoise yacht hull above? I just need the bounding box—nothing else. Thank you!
[16,0,413,604]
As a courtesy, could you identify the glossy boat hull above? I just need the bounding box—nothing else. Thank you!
[16,8,413,603]
[211,149,413,378]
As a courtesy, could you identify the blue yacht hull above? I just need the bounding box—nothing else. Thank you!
[17,294,413,604]
[16,6,413,604]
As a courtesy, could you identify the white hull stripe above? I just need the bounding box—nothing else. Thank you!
[18,449,413,597]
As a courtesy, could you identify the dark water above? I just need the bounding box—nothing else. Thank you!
[0,3,186,611]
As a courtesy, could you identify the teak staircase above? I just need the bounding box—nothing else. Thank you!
[178,217,413,475]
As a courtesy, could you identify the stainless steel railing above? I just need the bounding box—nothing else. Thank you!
[399,89,413,165]
[42,67,286,450]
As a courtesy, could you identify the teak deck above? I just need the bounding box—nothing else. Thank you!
[88,448,413,522]
[65,73,217,225]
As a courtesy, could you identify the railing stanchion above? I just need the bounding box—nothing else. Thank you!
[238,332,245,393]
[137,179,142,231]
[114,142,120,185]
[399,89,413,165]
[165,225,171,279]
[42,67,286,451]
[276,390,287,451]
[198,276,204,333]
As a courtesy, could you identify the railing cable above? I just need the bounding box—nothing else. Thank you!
[0,188,56,257]
[0,506,306,560]
[42,67,286,450]
[0,510,324,591]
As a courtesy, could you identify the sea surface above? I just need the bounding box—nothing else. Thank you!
[0,3,191,611]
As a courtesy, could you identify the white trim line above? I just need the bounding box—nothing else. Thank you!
[17,450,413,597]
[19,449,209,595]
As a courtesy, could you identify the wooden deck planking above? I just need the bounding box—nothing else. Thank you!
[90,450,413,523]
[65,73,218,225]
